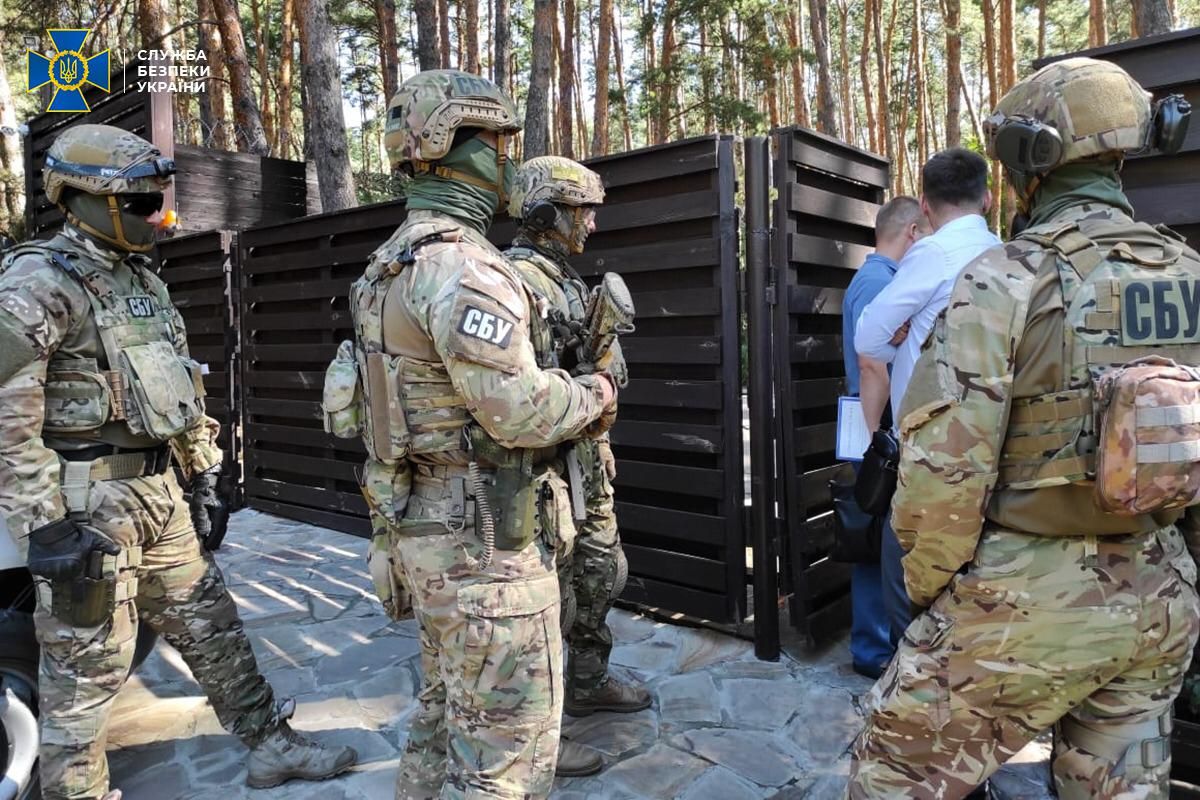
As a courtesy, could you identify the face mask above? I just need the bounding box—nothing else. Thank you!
[65,192,158,252]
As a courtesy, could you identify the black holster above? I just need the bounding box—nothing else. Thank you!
[466,425,540,552]
[50,551,115,628]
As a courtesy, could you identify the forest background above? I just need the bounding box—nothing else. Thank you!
[0,0,1198,237]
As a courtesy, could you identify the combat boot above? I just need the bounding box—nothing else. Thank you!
[246,699,358,788]
[555,738,603,777]
[564,675,652,717]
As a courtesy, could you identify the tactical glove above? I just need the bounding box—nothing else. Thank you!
[26,517,120,581]
[189,466,224,544]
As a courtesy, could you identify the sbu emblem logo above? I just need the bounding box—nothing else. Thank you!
[27,29,110,113]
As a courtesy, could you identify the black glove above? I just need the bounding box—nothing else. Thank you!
[26,517,120,581]
[189,467,224,543]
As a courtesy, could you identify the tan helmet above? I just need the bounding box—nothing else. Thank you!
[983,57,1153,175]
[383,70,520,171]
[507,156,605,221]
[43,123,174,204]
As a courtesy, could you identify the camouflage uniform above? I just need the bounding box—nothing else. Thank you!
[330,72,612,799]
[1,125,354,800]
[505,157,642,706]
[848,58,1200,799]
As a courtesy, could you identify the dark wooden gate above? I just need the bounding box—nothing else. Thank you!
[767,126,890,644]
[154,230,243,503]
[235,135,747,624]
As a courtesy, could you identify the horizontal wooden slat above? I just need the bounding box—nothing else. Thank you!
[789,183,880,229]
[243,423,365,453]
[631,288,721,319]
[621,336,722,364]
[610,420,724,454]
[788,284,846,315]
[623,543,727,591]
[618,574,729,622]
[245,477,368,515]
[247,450,359,482]
[790,334,844,363]
[612,460,725,498]
[791,378,846,410]
[573,238,720,276]
[786,134,890,188]
[620,379,722,409]
[615,501,727,545]
[788,233,873,270]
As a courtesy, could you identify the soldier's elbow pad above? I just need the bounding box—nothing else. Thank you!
[0,313,39,385]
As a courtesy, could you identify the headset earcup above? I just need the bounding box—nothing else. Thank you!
[527,202,558,232]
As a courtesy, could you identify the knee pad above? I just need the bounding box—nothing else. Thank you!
[610,548,628,601]
[1058,712,1172,780]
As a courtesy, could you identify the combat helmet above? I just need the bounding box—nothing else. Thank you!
[384,70,520,200]
[43,124,175,253]
[984,57,1190,205]
[509,156,604,255]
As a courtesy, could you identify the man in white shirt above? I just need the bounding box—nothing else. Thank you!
[854,148,998,645]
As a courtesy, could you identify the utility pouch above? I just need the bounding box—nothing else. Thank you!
[467,425,539,552]
[120,341,204,439]
[361,352,412,462]
[51,551,115,628]
[321,340,364,439]
[1094,356,1200,515]
[855,430,900,517]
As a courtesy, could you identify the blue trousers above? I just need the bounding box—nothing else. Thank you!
[880,513,913,648]
[850,562,891,673]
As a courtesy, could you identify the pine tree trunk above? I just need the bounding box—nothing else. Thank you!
[196,0,227,150]
[999,0,1015,93]
[278,0,297,157]
[298,0,356,210]
[558,0,576,157]
[137,0,173,50]
[1133,0,1172,35]
[874,0,892,167]
[807,0,839,137]
[656,0,675,145]
[1037,0,1046,59]
[913,0,927,170]
[763,15,780,129]
[463,0,479,72]
[251,0,275,153]
[494,0,509,85]
[211,0,271,155]
[415,0,440,69]
[859,0,876,152]
[787,10,809,129]
[1089,0,1107,47]
[0,30,24,224]
[376,0,400,100]
[945,0,962,147]
[614,16,632,151]
[439,0,452,67]
[591,0,612,155]
[983,0,1002,229]
[525,0,554,157]
[836,1,854,144]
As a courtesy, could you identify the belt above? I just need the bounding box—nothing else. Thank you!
[58,445,172,519]
[59,445,172,476]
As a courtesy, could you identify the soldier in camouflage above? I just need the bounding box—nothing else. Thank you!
[847,58,1200,799]
[332,71,616,799]
[504,157,652,778]
[0,124,357,800]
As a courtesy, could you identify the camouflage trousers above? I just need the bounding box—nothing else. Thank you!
[847,525,1200,800]
[393,527,563,800]
[558,439,626,694]
[32,470,276,800]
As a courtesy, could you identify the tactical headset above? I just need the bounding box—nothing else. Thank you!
[991,94,1192,175]
[523,200,560,233]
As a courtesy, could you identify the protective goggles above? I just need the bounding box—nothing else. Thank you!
[45,154,177,181]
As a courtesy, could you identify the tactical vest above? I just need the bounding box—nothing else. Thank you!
[997,214,1200,494]
[323,218,554,523]
[2,241,206,444]
[505,245,588,370]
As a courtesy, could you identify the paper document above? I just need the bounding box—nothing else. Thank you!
[836,396,870,462]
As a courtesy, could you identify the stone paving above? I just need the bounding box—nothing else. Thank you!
[106,508,1050,799]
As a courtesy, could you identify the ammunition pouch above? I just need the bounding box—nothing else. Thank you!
[367,524,414,621]
[321,340,365,440]
[361,351,412,463]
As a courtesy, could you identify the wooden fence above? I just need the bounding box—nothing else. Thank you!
[768,127,889,644]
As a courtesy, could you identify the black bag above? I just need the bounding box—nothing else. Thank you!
[829,478,882,563]
[855,429,899,517]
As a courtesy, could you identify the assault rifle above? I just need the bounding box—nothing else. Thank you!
[573,271,636,379]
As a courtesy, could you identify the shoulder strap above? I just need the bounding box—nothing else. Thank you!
[1017,221,1105,280]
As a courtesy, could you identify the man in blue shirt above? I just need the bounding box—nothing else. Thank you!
[841,195,929,678]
